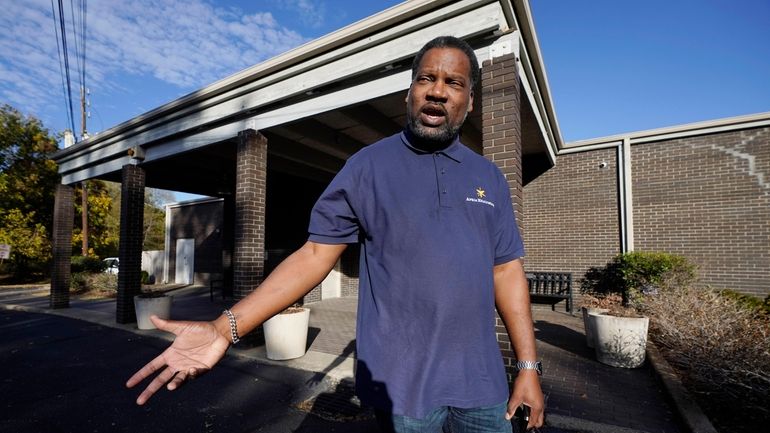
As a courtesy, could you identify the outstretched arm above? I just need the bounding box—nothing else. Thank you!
[126,240,347,405]
[493,259,545,429]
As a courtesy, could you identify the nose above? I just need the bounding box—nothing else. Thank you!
[426,81,447,101]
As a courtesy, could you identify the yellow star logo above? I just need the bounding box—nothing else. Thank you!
[476,187,485,198]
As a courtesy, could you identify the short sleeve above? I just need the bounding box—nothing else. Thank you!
[308,158,361,244]
[492,170,525,264]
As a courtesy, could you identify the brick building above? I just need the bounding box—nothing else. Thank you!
[524,113,770,299]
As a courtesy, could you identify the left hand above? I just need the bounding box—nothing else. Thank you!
[505,371,545,429]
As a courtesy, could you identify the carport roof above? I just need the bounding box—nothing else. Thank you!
[52,0,563,192]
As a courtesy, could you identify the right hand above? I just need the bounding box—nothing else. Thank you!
[125,315,230,405]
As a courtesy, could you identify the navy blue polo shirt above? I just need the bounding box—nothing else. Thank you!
[308,131,525,418]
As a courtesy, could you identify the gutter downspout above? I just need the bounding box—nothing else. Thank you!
[618,137,634,252]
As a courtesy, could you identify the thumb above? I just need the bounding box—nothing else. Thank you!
[149,315,173,331]
[506,395,524,420]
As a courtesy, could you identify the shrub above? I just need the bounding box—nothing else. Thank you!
[71,255,106,273]
[581,251,696,307]
[69,272,117,297]
[718,289,770,318]
[644,287,770,430]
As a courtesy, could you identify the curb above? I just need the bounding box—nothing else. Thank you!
[646,343,719,433]
[546,414,649,433]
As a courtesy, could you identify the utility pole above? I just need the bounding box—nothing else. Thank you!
[80,85,89,256]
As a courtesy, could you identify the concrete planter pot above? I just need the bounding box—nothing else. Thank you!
[581,307,610,348]
[133,294,173,330]
[263,307,310,360]
[588,312,649,368]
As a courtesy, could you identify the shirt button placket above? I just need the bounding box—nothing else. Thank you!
[435,153,449,208]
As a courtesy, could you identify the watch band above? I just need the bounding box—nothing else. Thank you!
[515,360,543,376]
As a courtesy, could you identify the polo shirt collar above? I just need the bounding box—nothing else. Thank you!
[400,130,464,162]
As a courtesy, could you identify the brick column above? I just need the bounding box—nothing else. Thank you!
[233,129,267,300]
[50,184,74,309]
[116,164,145,324]
[482,53,522,384]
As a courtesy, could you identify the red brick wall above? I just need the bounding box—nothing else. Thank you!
[169,200,223,285]
[522,148,621,302]
[233,130,267,300]
[51,184,74,309]
[632,127,770,297]
[481,52,523,382]
[117,164,146,323]
[523,126,769,300]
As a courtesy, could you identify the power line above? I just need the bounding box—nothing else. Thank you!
[57,0,77,135]
[50,0,73,135]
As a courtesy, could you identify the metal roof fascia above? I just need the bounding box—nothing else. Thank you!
[563,111,770,150]
[510,0,564,153]
[52,0,460,161]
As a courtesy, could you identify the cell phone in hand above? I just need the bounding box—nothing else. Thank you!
[512,404,530,433]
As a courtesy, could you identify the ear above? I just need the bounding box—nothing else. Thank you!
[467,90,474,113]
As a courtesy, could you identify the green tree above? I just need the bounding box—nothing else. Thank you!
[0,105,60,276]
[103,183,168,252]
[73,180,120,258]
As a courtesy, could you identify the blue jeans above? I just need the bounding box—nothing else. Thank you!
[375,401,513,433]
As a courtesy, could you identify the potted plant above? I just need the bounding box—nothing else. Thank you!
[263,303,310,360]
[580,259,648,368]
[585,296,649,368]
[579,294,612,349]
[133,274,172,330]
[580,251,696,368]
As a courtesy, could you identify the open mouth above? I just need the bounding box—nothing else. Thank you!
[420,104,447,126]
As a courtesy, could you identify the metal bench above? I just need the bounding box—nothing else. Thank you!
[526,272,573,312]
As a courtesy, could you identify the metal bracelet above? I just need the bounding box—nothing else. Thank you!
[223,309,240,344]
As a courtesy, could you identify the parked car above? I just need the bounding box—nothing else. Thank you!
[103,257,119,274]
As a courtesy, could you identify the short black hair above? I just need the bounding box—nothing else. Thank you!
[411,36,480,89]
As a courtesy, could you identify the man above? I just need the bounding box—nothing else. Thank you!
[127,36,545,432]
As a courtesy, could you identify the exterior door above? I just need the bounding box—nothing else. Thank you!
[175,238,195,284]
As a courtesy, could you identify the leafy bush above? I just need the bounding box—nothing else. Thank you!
[71,255,106,273]
[70,271,117,297]
[644,287,770,431]
[718,289,770,318]
[581,251,696,307]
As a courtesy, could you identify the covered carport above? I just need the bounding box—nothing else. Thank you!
[49,0,562,337]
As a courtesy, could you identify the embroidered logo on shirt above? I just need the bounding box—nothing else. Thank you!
[466,187,495,207]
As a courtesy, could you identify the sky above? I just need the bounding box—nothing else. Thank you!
[2,0,769,148]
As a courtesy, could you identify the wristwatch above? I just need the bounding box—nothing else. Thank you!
[515,360,543,376]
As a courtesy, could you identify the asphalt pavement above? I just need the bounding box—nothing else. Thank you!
[0,285,687,433]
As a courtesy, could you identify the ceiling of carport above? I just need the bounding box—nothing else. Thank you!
[97,81,548,197]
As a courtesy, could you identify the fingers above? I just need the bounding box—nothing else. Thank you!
[528,404,545,430]
[136,366,176,405]
[126,353,166,388]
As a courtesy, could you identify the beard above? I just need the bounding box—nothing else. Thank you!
[406,102,467,146]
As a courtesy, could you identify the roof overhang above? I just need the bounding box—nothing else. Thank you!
[53,0,564,187]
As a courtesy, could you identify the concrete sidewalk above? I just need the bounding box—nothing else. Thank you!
[0,285,686,433]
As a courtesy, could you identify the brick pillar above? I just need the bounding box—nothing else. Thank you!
[482,53,522,384]
[116,164,145,324]
[50,184,74,309]
[233,129,267,300]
